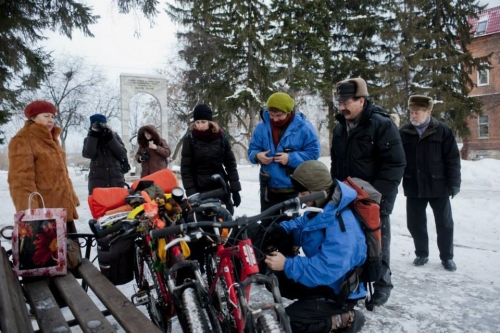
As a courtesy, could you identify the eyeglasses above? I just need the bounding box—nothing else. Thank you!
[337,98,361,108]
[409,109,429,115]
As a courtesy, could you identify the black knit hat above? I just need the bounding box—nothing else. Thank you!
[193,104,213,121]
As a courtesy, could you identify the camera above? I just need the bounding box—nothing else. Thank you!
[91,122,104,132]
[141,152,150,161]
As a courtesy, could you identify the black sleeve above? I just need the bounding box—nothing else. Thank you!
[180,135,197,196]
[222,136,241,192]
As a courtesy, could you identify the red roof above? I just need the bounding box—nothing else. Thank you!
[469,6,500,36]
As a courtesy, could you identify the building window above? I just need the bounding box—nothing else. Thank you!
[478,68,489,86]
[476,20,487,35]
[478,115,489,138]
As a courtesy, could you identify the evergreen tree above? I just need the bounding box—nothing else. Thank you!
[381,0,489,136]
[167,0,273,149]
[0,0,99,143]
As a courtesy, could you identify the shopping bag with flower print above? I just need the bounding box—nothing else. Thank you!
[12,192,67,277]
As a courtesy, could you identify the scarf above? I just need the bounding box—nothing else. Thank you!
[192,128,223,142]
[271,112,295,147]
[414,116,431,137]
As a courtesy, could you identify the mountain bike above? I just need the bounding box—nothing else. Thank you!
[150,190,327,333]
[91,187,223,333]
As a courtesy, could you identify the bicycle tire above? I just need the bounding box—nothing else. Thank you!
[255,312,288,333]
[133,243,172,333]
[181,287,211,332]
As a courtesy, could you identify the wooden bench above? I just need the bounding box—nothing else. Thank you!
[0,242,161,333]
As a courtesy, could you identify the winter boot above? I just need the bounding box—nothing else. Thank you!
[442,260,457,272]
[413,256,429,266]
[330,310,365,332]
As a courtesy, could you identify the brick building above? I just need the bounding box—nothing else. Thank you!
[464,6,500,160]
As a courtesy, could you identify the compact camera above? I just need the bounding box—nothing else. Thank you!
[91,122,105,132]
[141,152,150,161]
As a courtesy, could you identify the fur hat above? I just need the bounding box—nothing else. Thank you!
[266,92,295,113]
[336,78,369,101]
[89,114,107,126]
[408,95,433,111]
[290,161,333,208]
[24,100,56,119]
[193,104,213,121]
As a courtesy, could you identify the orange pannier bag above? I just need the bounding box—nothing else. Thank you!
[88,187,130,219]
[131,169,179,193]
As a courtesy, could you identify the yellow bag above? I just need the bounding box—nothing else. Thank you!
[157,237,191,263]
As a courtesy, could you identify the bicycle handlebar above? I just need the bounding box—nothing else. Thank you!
[150,190,327,240]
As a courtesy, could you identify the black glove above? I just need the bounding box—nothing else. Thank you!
[101,128,113,142]
[449,186,460,199]
[264,223,288,248]
[232,191,241,207]
[88,130,100,138]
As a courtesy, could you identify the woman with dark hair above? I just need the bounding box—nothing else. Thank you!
[180,104,241,215]
[135,125,171,177]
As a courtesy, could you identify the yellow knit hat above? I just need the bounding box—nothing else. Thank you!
[266,92,295,113]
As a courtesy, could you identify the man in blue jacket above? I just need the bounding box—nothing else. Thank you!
[265,161,366,333]
[248,92,320,267]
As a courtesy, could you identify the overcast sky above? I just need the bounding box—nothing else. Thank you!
[41,0,500,84]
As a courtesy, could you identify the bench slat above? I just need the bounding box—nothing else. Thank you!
[53,272,116,333]
[78,259,162,333]
[0,248,34,333]
[24,279,71,333]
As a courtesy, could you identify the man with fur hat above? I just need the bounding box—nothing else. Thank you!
[265,160,366,333]
[400,95,461,272]
[248,92,320,269]
[330,78,406,306]
[83,113,128,194]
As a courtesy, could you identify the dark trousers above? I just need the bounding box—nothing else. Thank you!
[273,271,355,333]
[406,197,454,260]
[374,214,393,293]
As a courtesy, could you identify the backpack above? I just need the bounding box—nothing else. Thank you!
[339,176,382,311]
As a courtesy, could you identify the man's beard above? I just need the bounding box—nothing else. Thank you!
[410,119,423,126]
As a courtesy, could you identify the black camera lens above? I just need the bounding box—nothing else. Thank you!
[91,122,103,131]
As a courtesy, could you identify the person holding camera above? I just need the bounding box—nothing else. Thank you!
[82,114,128,195]
[135,125,171,177]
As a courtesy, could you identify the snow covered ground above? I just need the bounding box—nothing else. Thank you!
[1,157,499,332]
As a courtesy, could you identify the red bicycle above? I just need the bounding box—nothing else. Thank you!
[150,190,327,333]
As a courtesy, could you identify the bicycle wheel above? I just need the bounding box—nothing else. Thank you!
[205,250,234,332]
[133,243,172,333]
[181,287,212,332]
[255,312,288,333]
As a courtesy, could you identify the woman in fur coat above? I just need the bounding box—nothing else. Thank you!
[8,100,80,233]
[135,125,171,177]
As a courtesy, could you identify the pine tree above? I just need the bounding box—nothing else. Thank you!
[167,0,273,148]
[381,0,489,136]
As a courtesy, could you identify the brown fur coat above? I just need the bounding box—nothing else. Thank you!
[8,121,80,220]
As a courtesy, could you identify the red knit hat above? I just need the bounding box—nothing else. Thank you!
[24,100,57,119]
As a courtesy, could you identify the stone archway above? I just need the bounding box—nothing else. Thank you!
[120,73,168,155]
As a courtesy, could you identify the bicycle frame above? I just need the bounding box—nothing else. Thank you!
[208,228,285,333]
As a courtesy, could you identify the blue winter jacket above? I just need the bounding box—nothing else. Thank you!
[248,109,320,189]
[280,181,367,299]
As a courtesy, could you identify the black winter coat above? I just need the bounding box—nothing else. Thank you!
[400,117,461,198]
[82,132,127,194]
[180,125,241,200]
[330,99,406,198]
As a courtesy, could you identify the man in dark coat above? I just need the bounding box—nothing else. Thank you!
[330,78,406,307]
[82,114,128,194]
[400,95,461,272]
